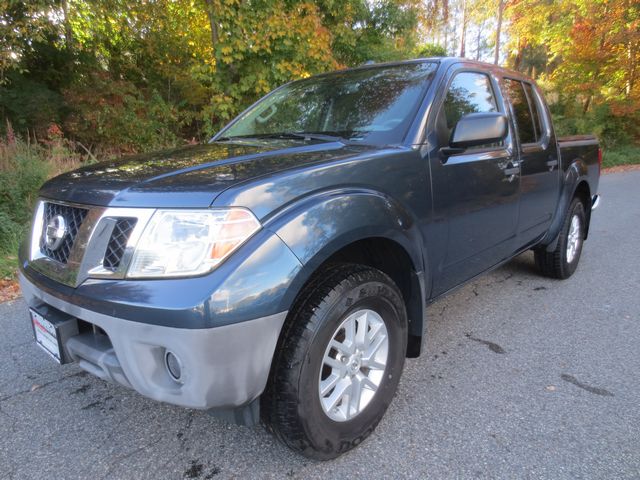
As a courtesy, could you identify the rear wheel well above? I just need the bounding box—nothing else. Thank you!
[309,238,424,357]
[574,181,591,238]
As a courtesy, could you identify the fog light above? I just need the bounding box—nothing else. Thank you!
[165,350,182,382]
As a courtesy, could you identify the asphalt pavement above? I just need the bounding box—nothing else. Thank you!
[1,171,639,479]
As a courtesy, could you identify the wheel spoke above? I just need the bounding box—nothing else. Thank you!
[324,377,351,412]
[324,356,344,372]
[361,376,378,391]
[355,311,369,348]
[366,320,383,347]
[330,339,351,357]
[362,333,386,363]
[364,358,386,370]
[320,373,340,396]
[344,316,356,345]
[350,376,364,413]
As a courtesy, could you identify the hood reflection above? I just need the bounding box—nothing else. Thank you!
[39,140,374,208]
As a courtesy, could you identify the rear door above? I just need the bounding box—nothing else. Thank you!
[502,78,561,244]
[427,67,520,296]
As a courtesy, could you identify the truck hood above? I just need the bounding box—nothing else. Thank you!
[40,140,376,208]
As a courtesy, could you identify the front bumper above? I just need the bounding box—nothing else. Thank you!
[20,271,287,409]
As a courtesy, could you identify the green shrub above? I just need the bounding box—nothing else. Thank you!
[415,43,447,57]
[602,144,640,168]
[63,75,183,153]
[0,129,92,278]
[0,75,66,139]
[0,138,50,277]
[551,103,638,149]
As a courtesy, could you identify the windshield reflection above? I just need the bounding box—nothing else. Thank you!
[220,62,437,145]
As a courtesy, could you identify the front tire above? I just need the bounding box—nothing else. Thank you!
[534,197,586,279]
[261,264,407,460]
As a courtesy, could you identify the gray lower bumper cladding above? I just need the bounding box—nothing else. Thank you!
[20,271,287,411]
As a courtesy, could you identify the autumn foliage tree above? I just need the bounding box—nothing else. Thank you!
[0,0,422,151]
[1,0,639,151]
[506,0,640,146]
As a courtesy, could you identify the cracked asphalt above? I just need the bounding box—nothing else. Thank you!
[1,171,639,479]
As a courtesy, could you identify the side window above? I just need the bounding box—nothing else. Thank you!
[504,79,536,144]
[437,71,501,149]
[523,82,544,140]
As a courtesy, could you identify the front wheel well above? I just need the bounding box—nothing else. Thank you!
[304,237,425,358]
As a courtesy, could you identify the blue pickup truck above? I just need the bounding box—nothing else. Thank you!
[19,57,600,459]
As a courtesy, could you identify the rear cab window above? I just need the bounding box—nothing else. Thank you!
[503,78,545,145]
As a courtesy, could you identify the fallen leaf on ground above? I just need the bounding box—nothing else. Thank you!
[602,164,640,174]
[0,278,21,303]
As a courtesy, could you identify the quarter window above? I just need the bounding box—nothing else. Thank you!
[523,82,544,140]
[504,79,538,144]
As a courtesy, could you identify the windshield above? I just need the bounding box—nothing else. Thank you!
[218,62,437,145]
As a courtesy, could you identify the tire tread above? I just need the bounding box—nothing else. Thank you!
[261,263,403,459]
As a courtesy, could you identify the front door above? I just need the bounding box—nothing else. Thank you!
[427,69,520,296]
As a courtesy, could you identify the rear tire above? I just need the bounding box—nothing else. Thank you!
[261,264,407,460]
[534,197,586,279]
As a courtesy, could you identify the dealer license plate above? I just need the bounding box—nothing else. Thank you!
[30,308,63,363]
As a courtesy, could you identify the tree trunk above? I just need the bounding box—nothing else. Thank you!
[629,48,636,97]
[476,19,485,60]
[494,0,504,65]
[443,0,449,54]
[459,0,467,57]
[626,28,637,97]
[513,37,525,71]
[203,0,219,52]
[62,0,74,50]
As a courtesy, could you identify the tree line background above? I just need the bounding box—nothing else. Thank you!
[2,0,639,152]
[0,0,638,278]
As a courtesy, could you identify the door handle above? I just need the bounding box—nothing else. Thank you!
[504,167,520,176]
[546,159,558,171]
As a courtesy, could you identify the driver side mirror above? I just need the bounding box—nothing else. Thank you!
[443,112,508,156]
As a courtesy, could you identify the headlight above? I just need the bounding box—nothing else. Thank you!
[127,208,261,278]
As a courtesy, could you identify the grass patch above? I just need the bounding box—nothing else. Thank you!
[0,140,48,279]
[0,251,20,279]
[602,144,640,168]
[0,131,87,280]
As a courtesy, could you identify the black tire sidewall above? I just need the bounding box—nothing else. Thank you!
[295,277,407,458]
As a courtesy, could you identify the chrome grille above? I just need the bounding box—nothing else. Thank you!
[29,201,155,287]
[40,202,88,264]
[102,218,137,271]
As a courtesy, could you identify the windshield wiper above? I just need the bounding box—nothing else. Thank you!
[216,131,350,143]
[289,132,346,142]
[253,132,347,142]
[302,130,365,140]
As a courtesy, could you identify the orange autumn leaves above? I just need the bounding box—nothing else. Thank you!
[507,0,640,114]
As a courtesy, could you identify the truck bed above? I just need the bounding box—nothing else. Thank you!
[557,134,599,147]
